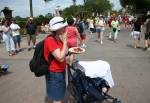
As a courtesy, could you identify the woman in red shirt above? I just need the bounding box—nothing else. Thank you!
[44,16,68,103]
[66,17,81,65]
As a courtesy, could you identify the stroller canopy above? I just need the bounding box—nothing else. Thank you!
[77,60,115,88]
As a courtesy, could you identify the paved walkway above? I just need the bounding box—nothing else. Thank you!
[0,29,150,103]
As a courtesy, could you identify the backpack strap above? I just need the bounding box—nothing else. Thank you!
[44,34,56,64]
[47,53,53,63]
[44,36,53,64]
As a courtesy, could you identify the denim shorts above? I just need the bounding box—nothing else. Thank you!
[13,35,21,44]
[96,28,104,33]
[45,71,66,101]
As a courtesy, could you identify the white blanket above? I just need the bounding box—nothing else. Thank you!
[78,60,114,88]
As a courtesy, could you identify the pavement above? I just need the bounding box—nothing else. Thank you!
[0,29,150,103]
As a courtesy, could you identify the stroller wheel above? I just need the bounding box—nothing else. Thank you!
[67,82,83,103]
[113,98,121,103]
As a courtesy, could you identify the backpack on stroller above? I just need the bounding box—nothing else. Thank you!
[67,60,121,103]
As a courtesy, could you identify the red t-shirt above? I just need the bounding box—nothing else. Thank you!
[66,26,78,48]
[124,17,129,22]
[44,36,66,72]
[108,19,113,27]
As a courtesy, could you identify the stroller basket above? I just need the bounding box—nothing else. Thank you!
[67,63,121,103]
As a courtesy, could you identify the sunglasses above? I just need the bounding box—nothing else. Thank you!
[52,20,66,26]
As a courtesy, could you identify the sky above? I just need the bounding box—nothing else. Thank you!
[0,0,122,18]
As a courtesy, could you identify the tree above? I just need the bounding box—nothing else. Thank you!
[62,0,112,18]
[62,5,83,17]
[85,0,112,15]
[120,0,150,13]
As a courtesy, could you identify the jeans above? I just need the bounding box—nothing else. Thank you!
[2,32,15,52]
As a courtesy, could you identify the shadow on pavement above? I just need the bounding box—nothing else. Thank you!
[126,44,144,50]
[0,71,12,77]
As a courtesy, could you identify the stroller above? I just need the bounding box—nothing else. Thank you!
[67,60,121,103]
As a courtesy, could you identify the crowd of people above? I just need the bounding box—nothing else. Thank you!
[0,14,150,103]
[0,17,37,56]
[0,14,150,56]
[86,14,150,50]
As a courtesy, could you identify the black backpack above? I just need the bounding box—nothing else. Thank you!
[29,36,53,77]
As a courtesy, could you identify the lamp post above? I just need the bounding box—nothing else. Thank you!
[29,0,33,17]
[1,7,13,21]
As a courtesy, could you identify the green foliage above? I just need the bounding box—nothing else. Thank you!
[120,0,150,10]
[85,0,112,13]
[18,21,26,28]
[62,5,83,17]
[120,0,135,7]
[34,15,52,25]
[62,0,112,17]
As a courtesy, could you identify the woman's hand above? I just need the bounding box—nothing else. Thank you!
[52,31,68,62]
[62,31,68,44]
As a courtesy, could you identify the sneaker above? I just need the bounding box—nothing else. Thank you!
[100,41,103,45]
[18,48,22,52]
[33,45,36,49]
[144,47,148,51]
[9,53,13,56]
[108,34,111,39]
[81,44,87,48]
[15,50,18,53]
[12,51,17,55]
[147,48,150,51]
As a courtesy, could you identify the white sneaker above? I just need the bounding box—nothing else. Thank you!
[33,45,36,49]
[108,33,111,39]
[81,44,87,48]
[100,41,103,45]
[147,48,150,51]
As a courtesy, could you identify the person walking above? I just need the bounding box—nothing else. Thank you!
[66,17,81,65]
[111,17,120,42]
[10,19,21,52]
[89,17,95,36]
[44,16,68,103]
[2,20,16,56]
[131,18,142,48]
[25,17,37,51]
[124,15,129,29]
[95,15,105,45]
[144,15,150,50]
[108,17,113,39]
[80,19,87,48]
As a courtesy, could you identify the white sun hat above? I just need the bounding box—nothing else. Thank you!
[49,16,68,31]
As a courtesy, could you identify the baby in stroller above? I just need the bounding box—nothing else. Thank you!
[67,60,121,103]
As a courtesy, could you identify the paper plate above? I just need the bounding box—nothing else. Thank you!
[69,47,85,54]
